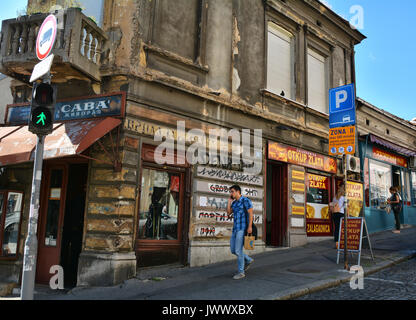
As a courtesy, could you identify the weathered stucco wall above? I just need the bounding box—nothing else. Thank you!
[77,131,139,286]
[357,101,416,150]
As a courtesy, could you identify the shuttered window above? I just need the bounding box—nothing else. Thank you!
[267,22,294,99]
[307,48,328,114]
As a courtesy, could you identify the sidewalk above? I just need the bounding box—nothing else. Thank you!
[6,226,416,300]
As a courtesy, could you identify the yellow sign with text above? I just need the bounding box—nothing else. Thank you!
[292,182,305,192]
[346,181,363,217]
[292,170,305,181]
[292,206,305,216]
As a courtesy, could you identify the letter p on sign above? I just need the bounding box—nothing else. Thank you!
[335,90,347,109]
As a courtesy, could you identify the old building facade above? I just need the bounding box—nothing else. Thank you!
[0,0,365,290]
[356,98,416,234]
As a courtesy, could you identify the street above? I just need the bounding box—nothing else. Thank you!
[298,258,416,300]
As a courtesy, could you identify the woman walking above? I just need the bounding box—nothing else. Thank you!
[387,186,402,234]
[330,184,346,249]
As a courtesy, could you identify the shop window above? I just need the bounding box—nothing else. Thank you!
[412,172,416,206]
[401,171,411,205]
[138,168,181,240]
[364,158,369,207]
[307,48,329,114]
[306,174,330,219]
[0,191,24,257]
[267,22,295,99]
[369,160,392,209]
[306,174,332,236]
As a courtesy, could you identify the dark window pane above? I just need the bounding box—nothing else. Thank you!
[2,192,23,256]
[44,170,63,247]
[0,193,4,230]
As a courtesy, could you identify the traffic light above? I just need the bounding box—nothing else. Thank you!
[29,82,56,135]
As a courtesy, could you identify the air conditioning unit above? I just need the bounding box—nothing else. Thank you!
[410,156,416,169]
[347,155,361,173]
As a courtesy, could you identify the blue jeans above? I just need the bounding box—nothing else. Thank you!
[230,229,253,274]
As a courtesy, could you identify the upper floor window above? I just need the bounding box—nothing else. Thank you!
[307,48,329,114]
[0,191,23,257]
[267,22,295,99]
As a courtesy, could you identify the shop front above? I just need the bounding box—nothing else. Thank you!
[267,141,338,247]
[360,134,416,233]
[0,93,126,288]
[123,105,267,268]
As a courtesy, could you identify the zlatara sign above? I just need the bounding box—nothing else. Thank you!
[5,93,125,125]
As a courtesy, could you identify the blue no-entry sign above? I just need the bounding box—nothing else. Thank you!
[329,84,356,128]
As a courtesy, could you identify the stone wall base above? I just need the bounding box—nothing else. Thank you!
[0,262,21,283]
[188,240,267,267]
[288,231,308,247]
[77,251,137,287]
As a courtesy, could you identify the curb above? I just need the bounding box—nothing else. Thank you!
[259,251,416,300]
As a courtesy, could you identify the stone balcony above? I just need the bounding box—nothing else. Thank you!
[0,8,108,83]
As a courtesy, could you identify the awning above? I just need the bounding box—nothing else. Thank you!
[0,117,121,166]
[368,134,416,157]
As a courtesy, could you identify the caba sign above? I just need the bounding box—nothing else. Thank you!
[5,92,126,125]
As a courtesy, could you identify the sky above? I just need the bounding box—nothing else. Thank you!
[320,0,415,122]
[0,0,415,121]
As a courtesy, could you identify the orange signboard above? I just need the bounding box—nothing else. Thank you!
[268,142,337,173]
[329,126,355,155]
[372,147,408,168]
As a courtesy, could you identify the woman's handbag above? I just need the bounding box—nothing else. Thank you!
[386,205,391,214]
[244,234,255,250]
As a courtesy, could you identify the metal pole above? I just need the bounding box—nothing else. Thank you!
[343,154,349,270]
[20,134,45,300]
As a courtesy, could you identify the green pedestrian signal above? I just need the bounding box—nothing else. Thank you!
[36,112,47,126]
[29,82,56,136]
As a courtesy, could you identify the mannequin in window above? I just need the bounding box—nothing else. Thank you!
[145,188,165,239]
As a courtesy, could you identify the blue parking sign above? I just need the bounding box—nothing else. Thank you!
[329,84,356,128]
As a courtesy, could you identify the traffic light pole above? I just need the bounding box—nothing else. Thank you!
[20,134,45,300]
[21,73,51,300]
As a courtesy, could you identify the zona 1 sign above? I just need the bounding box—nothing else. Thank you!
[36,15,58,61]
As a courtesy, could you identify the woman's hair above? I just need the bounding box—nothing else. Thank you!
[336,184,345,199]
[389,186,396,193]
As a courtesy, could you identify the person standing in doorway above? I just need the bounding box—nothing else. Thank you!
[330,183,346,249]
[387,186,401,234]
[227,185,254,280]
